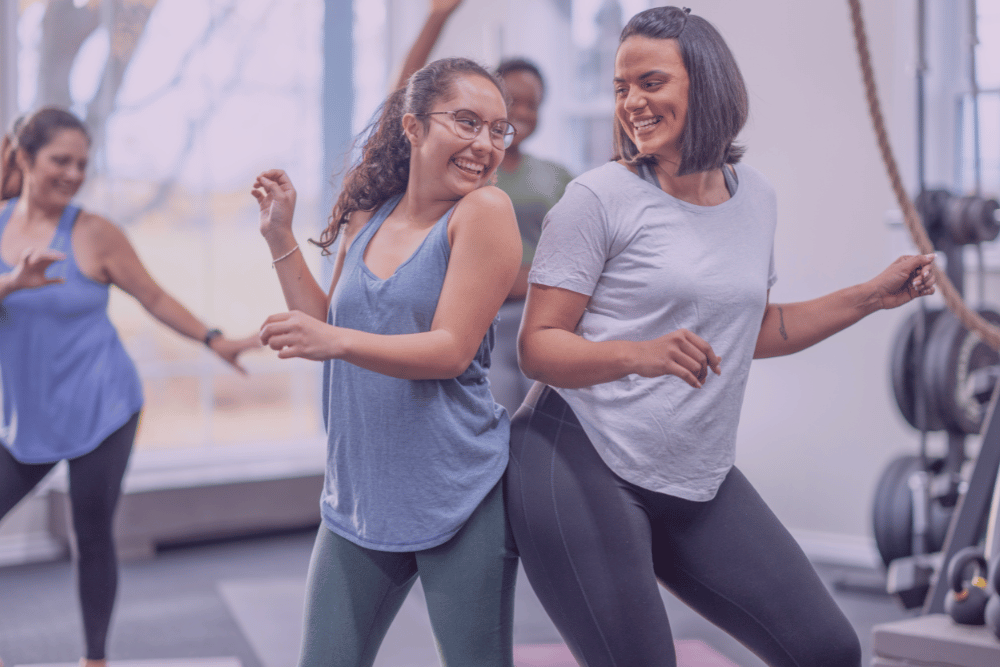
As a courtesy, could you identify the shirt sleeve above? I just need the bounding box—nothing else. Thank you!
[767,246,778,289]
[528,182,610,298]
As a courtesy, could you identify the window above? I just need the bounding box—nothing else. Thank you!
[9,0,327,452]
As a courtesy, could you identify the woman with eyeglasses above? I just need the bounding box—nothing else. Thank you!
[253,57,521,667]
[506,7,936,667]
[396,0,574,419]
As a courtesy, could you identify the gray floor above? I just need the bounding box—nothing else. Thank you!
[0,527,912,667]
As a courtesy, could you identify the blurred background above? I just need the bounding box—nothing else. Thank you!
[1,0,999,637]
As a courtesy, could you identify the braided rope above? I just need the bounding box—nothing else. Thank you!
[847,0,1000,349]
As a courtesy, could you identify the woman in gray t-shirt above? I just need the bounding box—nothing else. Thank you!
[506,7,936,667]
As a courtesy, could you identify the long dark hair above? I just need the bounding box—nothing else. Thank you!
[317,57,504,253]
[613,6,748,175]
[1,107,90,200]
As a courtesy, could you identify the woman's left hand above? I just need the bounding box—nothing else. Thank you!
[208,334,262,374]
[260,310,339,361]
[870,254,937,310]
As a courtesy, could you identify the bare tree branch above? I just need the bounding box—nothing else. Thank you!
[36,0,101,108]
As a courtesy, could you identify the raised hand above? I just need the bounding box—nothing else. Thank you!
[2,247,67,294]
[869,254,937,311]
[252,169,298,249]
[634,328,722,388]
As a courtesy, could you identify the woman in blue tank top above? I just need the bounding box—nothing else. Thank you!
[0,108,259,667]
[253,57,521,667]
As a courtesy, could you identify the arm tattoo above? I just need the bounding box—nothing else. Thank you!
[777,305,788,341]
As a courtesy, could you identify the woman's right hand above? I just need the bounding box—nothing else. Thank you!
[634,329,722,389]
[252,169,297,246]
[1,247,66,297]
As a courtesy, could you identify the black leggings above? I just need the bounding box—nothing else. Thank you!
[504,385,860,667]
[0,412,139,661]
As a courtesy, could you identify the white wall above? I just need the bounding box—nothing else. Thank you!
[700,0,931,563]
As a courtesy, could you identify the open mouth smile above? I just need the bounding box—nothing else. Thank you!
[632,116,661,133]
[451,157,487,176]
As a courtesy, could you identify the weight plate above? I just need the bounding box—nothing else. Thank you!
[872,454,953,568]
[969,197,1000,243]
[923,309,1000,435]
[890,308,945,431]
[916,189,950,241]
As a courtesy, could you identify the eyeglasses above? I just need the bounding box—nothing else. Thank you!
[418,109,516,149]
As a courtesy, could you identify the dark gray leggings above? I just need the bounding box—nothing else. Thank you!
[297,480,518,667]
[504,385,861,667]
[0,412,139,661]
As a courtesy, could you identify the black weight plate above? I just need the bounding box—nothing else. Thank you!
[915,189,950,241]
[873,454,921,567]
[872,454,953,568]
[923,309,1000,435]
[890,309,944,431]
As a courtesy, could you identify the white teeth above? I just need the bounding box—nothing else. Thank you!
[452,158,485,174]
[633,117,659,130]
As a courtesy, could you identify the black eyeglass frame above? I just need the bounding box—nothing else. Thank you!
[417,109,516,149]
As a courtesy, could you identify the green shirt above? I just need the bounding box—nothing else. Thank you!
[495,153,574,264]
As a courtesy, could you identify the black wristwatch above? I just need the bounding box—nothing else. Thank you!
[203,328,223,347]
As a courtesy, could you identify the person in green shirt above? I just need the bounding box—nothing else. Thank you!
[395,0,573,414]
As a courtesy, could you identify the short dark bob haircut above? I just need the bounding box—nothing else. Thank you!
[613,6,748,176]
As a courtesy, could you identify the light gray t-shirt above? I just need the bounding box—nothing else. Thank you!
[529,161,778,501]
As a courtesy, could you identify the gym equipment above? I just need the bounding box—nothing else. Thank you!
[923,310,1000,435]
[890,307,945,431]
[873,454,953,567]
[944,546,989,625]
[985,554,1000,638]
[916,188,1000,247]
[944,195,1000,246]
[924,390,1000,614]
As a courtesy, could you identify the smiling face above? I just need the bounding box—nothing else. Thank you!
[614,36,689,167]
[18,128,89,209]
[406,73,508,199]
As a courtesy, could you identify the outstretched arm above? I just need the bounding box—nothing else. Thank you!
[754,254,936,359]
[84,214,259,373]
[260,186,521,380]
[393,0,464,91]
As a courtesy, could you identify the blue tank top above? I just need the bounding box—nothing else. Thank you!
[320,194,509,552]
[0,199,143,463]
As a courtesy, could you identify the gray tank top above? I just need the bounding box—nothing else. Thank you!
[319,194,509,552]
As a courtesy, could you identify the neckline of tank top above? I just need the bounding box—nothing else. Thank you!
[0,198,81,270]
[358,195,457,282]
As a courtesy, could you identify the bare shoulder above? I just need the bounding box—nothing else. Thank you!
[452,186,515,227]
[72,210,132,259]
[74,210,126,244]
[71,211,136,283]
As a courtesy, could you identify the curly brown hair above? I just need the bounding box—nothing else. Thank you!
[316,57,504,253]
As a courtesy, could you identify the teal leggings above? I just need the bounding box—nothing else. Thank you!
[297,480,518,667]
